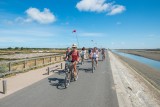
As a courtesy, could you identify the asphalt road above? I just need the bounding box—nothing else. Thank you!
[0,52,119,107]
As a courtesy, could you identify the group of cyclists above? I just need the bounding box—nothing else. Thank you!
[65,43,106,80]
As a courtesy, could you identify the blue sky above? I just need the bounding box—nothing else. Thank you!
[0,0,160,49]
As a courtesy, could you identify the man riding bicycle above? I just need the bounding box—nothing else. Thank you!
[65,44,79,79]
[65,47,71,60]
[81,47,86,60]
[90,47,99,67]
[101,48,106,60]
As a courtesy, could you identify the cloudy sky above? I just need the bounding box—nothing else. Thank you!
[0,0,160,49]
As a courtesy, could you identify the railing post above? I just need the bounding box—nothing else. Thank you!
[47,67,50,75]
[35,59,37,66]
[43,58,45,64]
[50,57,52,63]
[3,80,7,94]
[55,56,57,62]
[61,63,63,69]
[9,62,11,72]
[24,61,26,69]
[60,56,61,60]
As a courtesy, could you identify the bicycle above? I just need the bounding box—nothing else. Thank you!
[91,57,97,73]
[102,54,105,61]
[64,61,79,88]
[81,54,85,65]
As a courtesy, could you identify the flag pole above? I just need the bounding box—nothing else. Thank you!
[73,30,80,48]
[75,32,80,48]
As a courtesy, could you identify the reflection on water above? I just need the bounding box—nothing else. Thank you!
[113,50,160,71]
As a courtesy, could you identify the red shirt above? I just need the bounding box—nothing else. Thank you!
[70,50,79,61]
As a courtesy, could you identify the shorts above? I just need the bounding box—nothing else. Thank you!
[92,57,98,61]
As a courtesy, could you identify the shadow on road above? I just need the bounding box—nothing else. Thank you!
[78,68,93,73]
[48,77,66,90]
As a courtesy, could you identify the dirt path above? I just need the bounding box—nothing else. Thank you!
[0,62,65,99]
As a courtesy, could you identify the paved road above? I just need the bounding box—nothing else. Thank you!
[0,52,119,107]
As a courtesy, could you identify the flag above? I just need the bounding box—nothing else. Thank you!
[72,30,76,33]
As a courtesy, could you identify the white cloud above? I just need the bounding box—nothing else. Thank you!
[107,5,126,15]
[25,7,56,24]
[76,0,126,15]
[76,0,111,12]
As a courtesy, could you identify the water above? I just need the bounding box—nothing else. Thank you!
[113,50,160,71]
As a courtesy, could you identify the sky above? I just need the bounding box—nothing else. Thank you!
[0,0,160,49]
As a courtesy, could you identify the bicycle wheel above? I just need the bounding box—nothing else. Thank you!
[74,66,79,81]
[64,69,70,88]
[92,60,95,73]
[81,56,84,65]
[70,69,75,82]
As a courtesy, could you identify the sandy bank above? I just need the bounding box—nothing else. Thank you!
[113,52,160,90]
[117,50,160,61]
[109,51,160,107]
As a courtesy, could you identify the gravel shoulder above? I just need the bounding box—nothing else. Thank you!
[109,51,160,107]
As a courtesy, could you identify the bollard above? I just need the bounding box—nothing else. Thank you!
[9,62,11,72]
[47,67,50,75]
[61,63,63,69]
[3,80,7,94]
[55,56,57,62]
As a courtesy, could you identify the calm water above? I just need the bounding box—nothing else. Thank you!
[113,50,160,71]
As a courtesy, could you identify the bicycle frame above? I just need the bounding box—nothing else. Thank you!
[64,61,79,88]
[91,57,96,73]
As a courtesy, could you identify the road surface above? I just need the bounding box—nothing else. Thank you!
[0,52,119,107]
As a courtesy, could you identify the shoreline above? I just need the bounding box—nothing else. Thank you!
[117,50,160,61]
[112,52,160,91]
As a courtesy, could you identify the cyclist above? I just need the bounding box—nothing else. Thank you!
[88,48,92,59]
[88,48,92,54]
[81,47,86,60]
[66,44,79,79]
[101,48,106,60]
[65,47,71,60]
[90,47,99,66]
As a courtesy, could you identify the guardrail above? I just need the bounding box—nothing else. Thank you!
[0,54,65,77]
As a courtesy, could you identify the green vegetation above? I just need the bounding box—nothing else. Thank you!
[0,65,8,73]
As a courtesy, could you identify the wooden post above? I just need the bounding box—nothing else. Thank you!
[24,61,26,69]
[61,63,63,69]
[55,56,57,62]
[47,67,50,75]
[3,80,7,94]
[9,62,11,72]
[50,57,52,63]
[43,58,45,64]
[35,59,37,66]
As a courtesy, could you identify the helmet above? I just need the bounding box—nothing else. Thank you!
[72,44,77,48]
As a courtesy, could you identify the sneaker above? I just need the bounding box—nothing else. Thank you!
[74,72,78,81]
